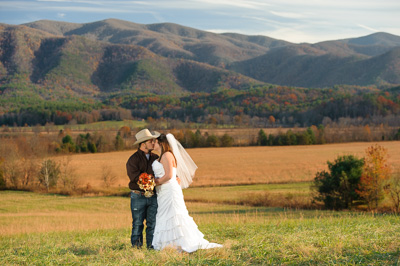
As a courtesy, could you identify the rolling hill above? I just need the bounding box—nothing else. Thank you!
[0,19,399,94]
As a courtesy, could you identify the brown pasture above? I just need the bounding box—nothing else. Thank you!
[56,141,400,189]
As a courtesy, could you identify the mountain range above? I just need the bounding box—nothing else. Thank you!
[0,19,399,127]
[1,19,400,96]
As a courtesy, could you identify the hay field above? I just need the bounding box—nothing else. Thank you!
[59,141,400,188]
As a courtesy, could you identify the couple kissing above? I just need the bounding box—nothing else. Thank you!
[126,129,222,252]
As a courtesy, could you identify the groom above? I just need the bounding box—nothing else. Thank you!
[126,128,160,249]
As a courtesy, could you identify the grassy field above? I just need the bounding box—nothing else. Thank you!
[1,191,399,264]
[58,141,400,188]
[2,142,400,264]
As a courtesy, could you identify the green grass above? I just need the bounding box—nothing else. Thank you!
[1,191,399,264]
[183,182,313,207]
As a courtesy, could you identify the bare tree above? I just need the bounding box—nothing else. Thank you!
[1,142,23,189]
[38,159,60,191]
[59,156,80,190]
[385,170,400,214]
[101,164,117,188]
[21,159,39,188]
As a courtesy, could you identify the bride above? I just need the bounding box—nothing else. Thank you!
[151,133,222,253]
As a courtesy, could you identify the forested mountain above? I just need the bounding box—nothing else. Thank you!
[0,19,399,127]
[22,19,400,88]
[24,19,290,66]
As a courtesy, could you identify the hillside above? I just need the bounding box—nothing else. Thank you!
[0,19,399,127]
[21,19,400,88]
[24,19,291,66]
[229,39,400,88]
[0,23,260,97]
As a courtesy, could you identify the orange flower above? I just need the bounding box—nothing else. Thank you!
[137,172,155,197]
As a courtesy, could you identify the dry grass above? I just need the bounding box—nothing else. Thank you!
[0,192,131,235]
[57,141,400,188]
[0,191,250,236]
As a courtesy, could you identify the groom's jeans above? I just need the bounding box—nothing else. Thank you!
[130,192,158,249]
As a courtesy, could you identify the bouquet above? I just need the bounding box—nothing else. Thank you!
[137,172,156,197]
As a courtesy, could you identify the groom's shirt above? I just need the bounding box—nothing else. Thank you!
[126,149,159,192]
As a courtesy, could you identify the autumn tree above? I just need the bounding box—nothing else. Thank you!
[119,126,131,137]
[356,144,391,210]
[268,115,276,127]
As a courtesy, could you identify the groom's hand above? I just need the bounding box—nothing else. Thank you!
[176,176,181,185]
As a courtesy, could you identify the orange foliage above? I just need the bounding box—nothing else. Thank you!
[268,115,275,125]
[288,93,298,102]
[118,126,131,138]
[356,144,391,210]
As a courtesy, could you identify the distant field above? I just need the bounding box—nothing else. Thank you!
[57,141,400,188]
[1,191,399,264]
[1,120,147,133]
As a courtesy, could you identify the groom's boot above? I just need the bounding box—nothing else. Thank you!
[131,234,143,249]
[132,240,143,249]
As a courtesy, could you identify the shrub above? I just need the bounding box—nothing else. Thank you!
[206,134,220,147]
[61,134,76,152]
[394,128,400,140]
[115,133,124,151]
[257,129,268,146]
[220,134,234,147]
[313,155,364,210]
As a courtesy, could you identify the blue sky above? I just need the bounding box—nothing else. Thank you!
[0,0,399,43]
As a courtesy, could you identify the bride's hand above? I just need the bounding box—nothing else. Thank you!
[155,178,160,185]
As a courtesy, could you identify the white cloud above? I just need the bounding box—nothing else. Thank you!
[269,11,307,19]
[357,24,380,33]
[0,0,399,42]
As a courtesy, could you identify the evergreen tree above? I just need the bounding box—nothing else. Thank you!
[313,155,364,210]
[257,129,268,146]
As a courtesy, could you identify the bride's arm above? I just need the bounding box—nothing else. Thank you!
[155,152,174,185]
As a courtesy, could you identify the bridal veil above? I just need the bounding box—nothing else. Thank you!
[166,133,198,189]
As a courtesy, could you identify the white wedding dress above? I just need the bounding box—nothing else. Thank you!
[152,160,222,253]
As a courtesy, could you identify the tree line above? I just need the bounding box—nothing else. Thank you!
[1,84,399,128]
[257,126,400,146]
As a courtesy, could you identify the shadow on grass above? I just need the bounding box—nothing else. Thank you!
[67,245,98,256]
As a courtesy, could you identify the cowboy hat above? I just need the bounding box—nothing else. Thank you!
[134,129,161,145]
